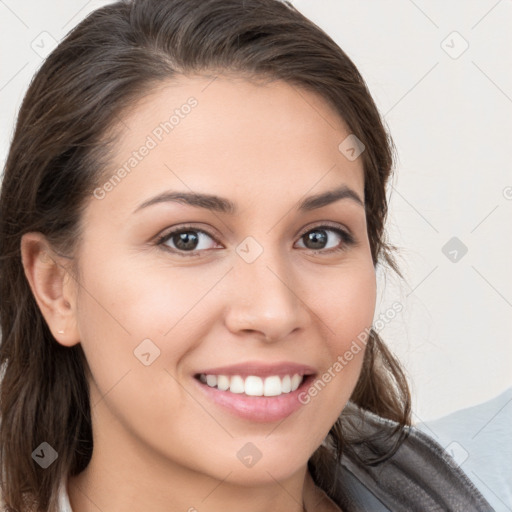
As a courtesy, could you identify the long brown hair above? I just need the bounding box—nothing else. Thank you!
[0,0,410,509]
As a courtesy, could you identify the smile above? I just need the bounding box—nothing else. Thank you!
[198,373,304,397]
[193,362,316,423]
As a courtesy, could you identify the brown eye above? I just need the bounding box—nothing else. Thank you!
[295,226,355,253]
[158,227,219,255]
[169,231,200,251]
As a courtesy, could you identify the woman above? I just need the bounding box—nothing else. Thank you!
[0,0,493,510]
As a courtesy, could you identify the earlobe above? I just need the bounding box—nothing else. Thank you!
[20,232,80,347]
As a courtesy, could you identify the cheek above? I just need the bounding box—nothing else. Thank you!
[73,255,212,443]
[75,246,213,340]
[73,250,224,398]
[335,267,376,351]
[315,261,377,355]
[301,262,376,418]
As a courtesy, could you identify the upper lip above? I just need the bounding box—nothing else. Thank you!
[195,361,317,379]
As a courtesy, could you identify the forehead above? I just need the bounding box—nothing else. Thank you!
[92,75,365,216]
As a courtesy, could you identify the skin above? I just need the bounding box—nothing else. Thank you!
[21,75,376,512]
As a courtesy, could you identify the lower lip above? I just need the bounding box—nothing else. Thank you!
[193,375,315,423]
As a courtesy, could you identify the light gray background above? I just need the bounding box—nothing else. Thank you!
[1,0,511,422]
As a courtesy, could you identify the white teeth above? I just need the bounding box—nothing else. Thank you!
[263,376,282,396]
[200,373,305,396]
[217,375,230,391]
[245,376,263,396]
[229,375,244,394]
[291,374,302,392]
[281,375,291,393]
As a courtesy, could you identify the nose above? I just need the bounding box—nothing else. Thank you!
[223,246,309,343]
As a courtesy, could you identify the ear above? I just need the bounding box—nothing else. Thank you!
[20,232,80,347]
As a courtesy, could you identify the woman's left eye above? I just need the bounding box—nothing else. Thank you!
[156,224,355,256]
[295,225,355,253]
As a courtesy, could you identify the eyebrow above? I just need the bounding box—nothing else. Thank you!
[133,184,364,215]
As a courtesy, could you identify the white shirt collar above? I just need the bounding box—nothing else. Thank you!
[57,477,73,512]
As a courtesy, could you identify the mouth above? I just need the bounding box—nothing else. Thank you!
[192,362,317,423]
[195,372,307,397]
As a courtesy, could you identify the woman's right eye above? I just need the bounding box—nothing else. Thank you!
[157,227,220,256]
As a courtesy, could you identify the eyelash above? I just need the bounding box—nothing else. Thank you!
[155,222,356,257]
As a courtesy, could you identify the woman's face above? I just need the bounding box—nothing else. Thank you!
[68,75,376,487]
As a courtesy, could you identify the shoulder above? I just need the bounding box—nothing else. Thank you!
[417,388,512,512]
[319,402,495,512]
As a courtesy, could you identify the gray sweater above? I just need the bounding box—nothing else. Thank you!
[313,404,494,511]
